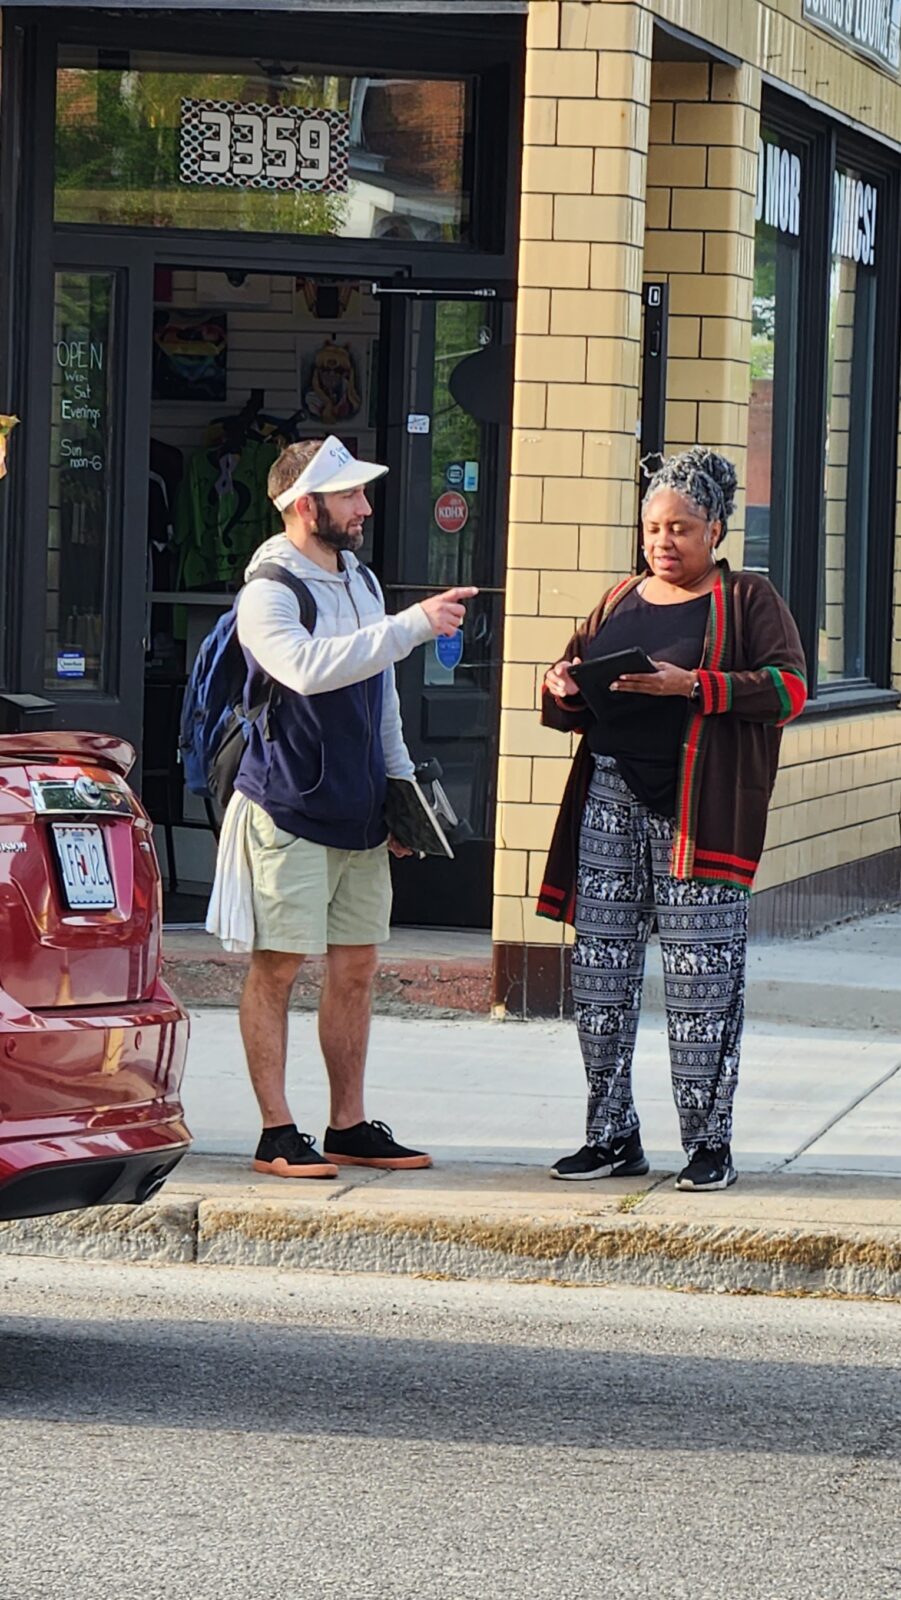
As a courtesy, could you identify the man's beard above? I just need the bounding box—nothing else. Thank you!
[314,502,364,554]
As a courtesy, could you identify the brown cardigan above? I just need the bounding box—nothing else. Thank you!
[537,564,807,923]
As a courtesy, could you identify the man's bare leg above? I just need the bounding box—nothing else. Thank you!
[319,943,432,1169]
[318,942,377,1130]
[239,949,304,1127]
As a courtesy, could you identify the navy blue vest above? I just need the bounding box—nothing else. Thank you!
[235,664,387,851]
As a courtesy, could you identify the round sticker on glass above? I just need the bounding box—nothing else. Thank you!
[434,491,469,534]
[436,631,464,670]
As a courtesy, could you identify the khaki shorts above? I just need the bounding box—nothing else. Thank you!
[247,802,392,955]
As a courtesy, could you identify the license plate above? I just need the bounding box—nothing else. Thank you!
[52,824,116,911]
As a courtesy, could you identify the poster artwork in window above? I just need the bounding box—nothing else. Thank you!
[295,278,362,325]
[152,311,228,402]
[299,338,364,425]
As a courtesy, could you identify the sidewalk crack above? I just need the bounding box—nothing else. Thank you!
[778,1055,901,1170]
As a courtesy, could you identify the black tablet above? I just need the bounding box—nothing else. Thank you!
[569,649,657,714]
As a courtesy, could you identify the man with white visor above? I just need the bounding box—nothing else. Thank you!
[214,434,476,1179]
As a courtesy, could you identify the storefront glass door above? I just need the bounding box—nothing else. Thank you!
[21,237,153,740]
[377,290,512,927]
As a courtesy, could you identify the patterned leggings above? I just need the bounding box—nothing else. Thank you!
[573,756,749,1158]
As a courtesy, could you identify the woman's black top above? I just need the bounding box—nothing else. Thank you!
[584,586,709,816]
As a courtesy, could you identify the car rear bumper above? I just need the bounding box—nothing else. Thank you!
[0,1117,191,1219]
[0,981,192,1219]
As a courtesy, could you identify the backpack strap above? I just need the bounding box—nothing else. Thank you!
[248,562,317,634]
[357,563,379,602]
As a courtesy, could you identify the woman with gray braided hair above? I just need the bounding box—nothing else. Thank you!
[538,446,806,1192]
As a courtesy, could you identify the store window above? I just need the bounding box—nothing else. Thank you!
[45,271,116,691]
[819,167,879,685]
[55,49,472,242]
[746,102,900,703]
[748,130,803,591]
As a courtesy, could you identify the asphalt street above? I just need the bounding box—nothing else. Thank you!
[1,1258,899,1600]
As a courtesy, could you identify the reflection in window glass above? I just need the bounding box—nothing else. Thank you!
[55,50,471,242]
[747,131,802,590]
[45,272,116,690]
[428,302,483,590]
[819,167,879,685]
[396,300,499,837]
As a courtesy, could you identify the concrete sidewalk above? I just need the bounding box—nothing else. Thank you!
[3,978,900,1298]
[161,909,901,1029]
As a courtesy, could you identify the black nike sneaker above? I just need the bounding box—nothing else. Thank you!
[675,1144,738,1191]
[549,1130,650,1182]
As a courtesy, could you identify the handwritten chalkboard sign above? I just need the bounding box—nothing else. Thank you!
[46,272,115,690]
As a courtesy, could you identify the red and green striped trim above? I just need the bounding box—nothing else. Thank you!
[766,666,807,725]
[706,570,730,670]
[536,882,576,923]
[534,883,563,921]
[694,848,757,888]
[600,575,642,623]
[669,575,728,878]
[696,669,733,715]
[671,711,705,878]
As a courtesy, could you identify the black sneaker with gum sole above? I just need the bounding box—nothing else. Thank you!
[323,1120,432,1170]
[253,1125,338,1180]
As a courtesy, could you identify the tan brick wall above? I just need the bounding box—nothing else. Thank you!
[759,717,901,894]
[645,58,760,562]
[494,0,901,967]
[496,0,653,949]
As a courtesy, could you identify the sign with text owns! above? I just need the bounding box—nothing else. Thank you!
[803,0,901,75]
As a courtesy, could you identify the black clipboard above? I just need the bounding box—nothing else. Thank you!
[385,776,454,859]
[569,649,657,718]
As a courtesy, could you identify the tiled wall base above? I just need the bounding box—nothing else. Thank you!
[748,849,901,940]
[493,849,901,1018]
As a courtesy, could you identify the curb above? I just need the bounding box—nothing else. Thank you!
[3,1195,899,1301]
[161,949,901,1031]
[162,951,492,1018]
[643,973,901,1034]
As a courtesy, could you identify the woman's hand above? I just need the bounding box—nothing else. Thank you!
[612,660,696,698]
[545,656,582,698]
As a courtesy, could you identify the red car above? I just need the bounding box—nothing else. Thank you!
[0,731,190,1220]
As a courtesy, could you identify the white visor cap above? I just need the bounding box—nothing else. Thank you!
[273,435,389,512]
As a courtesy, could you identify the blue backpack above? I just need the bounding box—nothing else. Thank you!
[178,560,378,807]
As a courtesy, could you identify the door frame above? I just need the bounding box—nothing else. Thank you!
[2,9,522,927]
[16,231,155,738]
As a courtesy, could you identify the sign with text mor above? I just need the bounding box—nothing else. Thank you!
[180,99,349,192]
[802,0,901,75]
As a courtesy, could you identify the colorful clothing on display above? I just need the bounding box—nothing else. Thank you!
[174,438,280,591]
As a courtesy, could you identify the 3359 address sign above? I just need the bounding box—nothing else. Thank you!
[180,99,350,192]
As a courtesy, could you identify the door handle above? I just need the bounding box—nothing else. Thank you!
[382,584,506,595]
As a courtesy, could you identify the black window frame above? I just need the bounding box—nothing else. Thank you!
[45,9,524,266]
[757,89,901,716]
[0,7,524,704]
